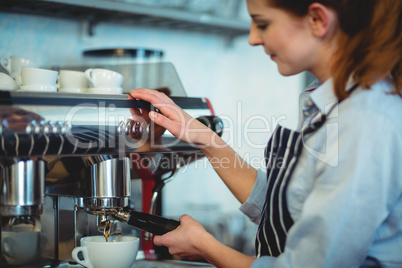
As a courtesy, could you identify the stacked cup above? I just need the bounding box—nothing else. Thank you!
[19,67,58,92]
[0,56,35,85]
[0,73,19,91]
[58,70,88,93]
[85,68,124,94]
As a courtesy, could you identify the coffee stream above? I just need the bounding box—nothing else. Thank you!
[104,220,121,242]
[8,217,36,232]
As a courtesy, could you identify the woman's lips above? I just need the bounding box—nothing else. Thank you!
[270,54,276,61]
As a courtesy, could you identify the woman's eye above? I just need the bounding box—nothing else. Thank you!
[257,24,267,30]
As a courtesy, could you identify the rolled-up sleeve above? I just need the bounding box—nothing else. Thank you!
[251,256,276,267]
[239,169,267,224]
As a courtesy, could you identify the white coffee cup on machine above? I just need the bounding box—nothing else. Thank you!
[0,56,35,84]
[84,68,124,94]
[72,235,139,268]
[0,73,19,91]
[1,222,41,266]
[58,70,88,93]
[19,67,58,92]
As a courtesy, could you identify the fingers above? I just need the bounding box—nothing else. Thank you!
[179,214,191,222]
[153,235,164,246]
[152,214,207,260]
[130,88,175,128]
[130,88,204,144]
[130,88,178,117]
[148,111,173,131]
[153,214,189,247]
[153,229,176,248]
[130,88,173,108]
[130,88,189,123]
[129,107,142,118]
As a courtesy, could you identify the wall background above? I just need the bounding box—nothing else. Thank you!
[0,3,305,253]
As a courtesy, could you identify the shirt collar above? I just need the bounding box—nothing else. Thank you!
[304,79,322,92]
[309,77,357,115]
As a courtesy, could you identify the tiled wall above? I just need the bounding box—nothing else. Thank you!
[0,10,304,219]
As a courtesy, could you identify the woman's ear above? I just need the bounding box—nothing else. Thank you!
[308,3,337,38]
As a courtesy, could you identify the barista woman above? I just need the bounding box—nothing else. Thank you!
[130,0,402,267]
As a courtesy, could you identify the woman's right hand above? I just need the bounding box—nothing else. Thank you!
[129,88,215,147]
[153,214,212,261]
[154,214,256,267]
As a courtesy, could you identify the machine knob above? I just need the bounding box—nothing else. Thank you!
[117,121,125,135]
[43,121,51,135]
[25,120,35,135]
[122,120,145,139]
[131,121,144,139]
[125,120,133,136]
[61,121,71,135]
[34,120,45,135]
[44,121,56,135]
[54,121,63,134]
[1,118,8,129]
[196,115,224,137]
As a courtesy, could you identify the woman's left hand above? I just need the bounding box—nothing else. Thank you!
[153,214,214,260]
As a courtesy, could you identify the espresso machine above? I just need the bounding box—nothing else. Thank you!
[0,62,223,267]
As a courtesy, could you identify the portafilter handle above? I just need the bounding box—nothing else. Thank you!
[114,210,180,236]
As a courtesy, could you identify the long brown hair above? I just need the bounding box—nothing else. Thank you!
[267,0,402,99]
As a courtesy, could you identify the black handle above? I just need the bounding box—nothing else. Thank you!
[196,115,224,137]
[126,211,180,235]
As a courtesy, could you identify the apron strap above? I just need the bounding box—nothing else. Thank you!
[302,84,359,136]
[256,83,359,257]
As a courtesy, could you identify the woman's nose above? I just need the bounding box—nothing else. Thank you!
[248,25,263,46]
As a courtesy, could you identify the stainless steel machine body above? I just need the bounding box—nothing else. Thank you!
[0,63,222,267]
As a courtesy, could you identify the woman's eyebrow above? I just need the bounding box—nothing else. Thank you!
[250,14,263,19]
[250,15,270,23]
[250,14,270,20]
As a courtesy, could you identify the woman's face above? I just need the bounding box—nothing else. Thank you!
[247,0,320,77]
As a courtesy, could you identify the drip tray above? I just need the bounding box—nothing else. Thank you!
[137,260,214,267]
[56,260,214,268]
[0,259,214,268]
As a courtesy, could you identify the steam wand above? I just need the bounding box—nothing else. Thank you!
[144,160,181,241]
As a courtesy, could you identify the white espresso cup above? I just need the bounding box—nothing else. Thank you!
[19,67,58,86]
[58,70,88,93]
[0,73,19,91]
[0,56,35,81]
[84,68,124,88]
[72,235,139,268]
[1,225,41,266]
